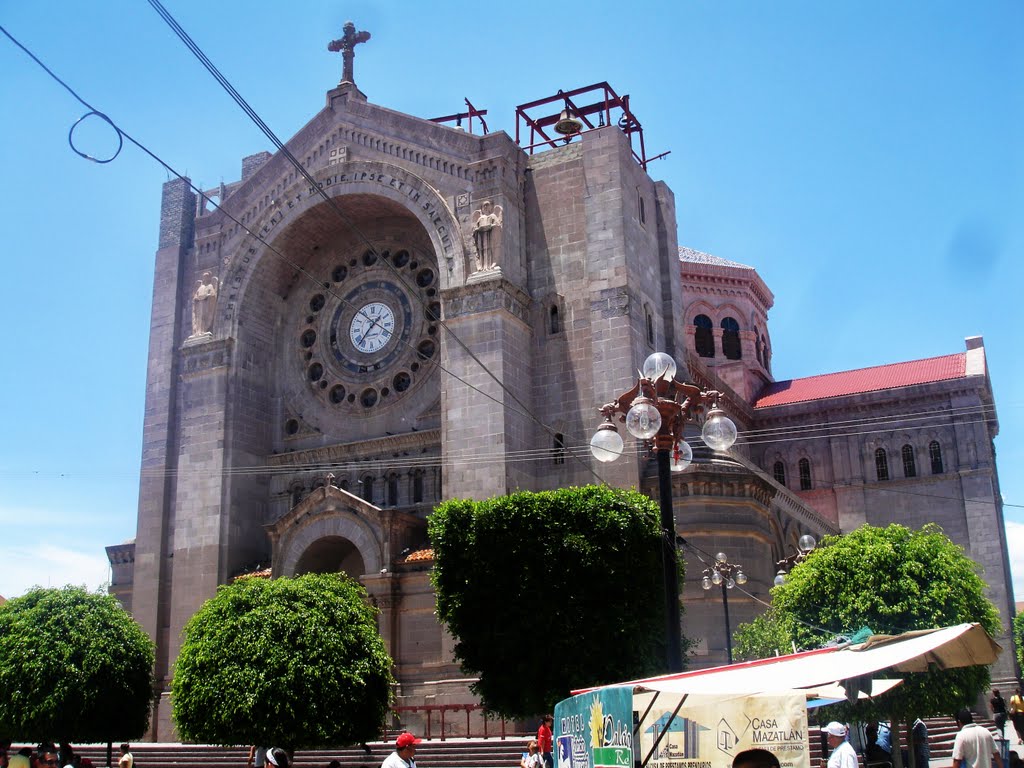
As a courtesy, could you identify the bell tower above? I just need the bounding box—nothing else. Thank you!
[680,247,775,404]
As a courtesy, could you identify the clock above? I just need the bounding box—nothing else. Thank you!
[292,245,440,418]
[349,302,395,354]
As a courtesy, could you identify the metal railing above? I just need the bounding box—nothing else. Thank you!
[390,703,517,741]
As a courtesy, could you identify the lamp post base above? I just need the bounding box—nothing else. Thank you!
[657,448,683,673]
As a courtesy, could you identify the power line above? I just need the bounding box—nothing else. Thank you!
[739,402,996,438]
[2,26,1018,515]
[142,0,603,484]
[0,20,604,488]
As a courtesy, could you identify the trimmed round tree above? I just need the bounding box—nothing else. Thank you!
[171,572,393,750]
[0,586,155,743]
[429,485,672,718]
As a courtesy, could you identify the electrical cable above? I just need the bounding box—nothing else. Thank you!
[2,26,1018,520]
[4,21,1013,659]
[142,0,603,481]
[739,416,996,447]
[678,542,839,643]
[0,19,605,486]
[738,402,997,438]
[5,21,1010,501]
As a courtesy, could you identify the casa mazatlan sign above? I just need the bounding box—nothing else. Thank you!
[556,689,809,768]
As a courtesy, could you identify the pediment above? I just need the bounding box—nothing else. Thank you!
[266,481,378,536]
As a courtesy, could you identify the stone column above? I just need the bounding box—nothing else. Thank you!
[131,177,194,740]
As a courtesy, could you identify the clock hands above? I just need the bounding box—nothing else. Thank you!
[352,303,395,351]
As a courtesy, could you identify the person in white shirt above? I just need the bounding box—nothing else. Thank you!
[381,733,420,768]
[521,741,543,768]
[952,708,1003,768]
[821,722,857,768]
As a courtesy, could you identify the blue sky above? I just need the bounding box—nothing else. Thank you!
[0,1,1020,601]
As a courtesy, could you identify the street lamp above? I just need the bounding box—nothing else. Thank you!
[773,534,817,586]
[701,551,746,664]
[590,352,738,672]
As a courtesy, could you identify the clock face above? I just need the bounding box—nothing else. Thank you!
[349,302,395,354]
[292,244,439,420]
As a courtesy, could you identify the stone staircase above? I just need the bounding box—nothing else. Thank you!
[10,714,1007,768]
[15,738,530,768]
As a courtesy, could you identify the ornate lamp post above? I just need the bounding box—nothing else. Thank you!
[590,352,738,672]
[773,534,818,586]
[700,552,747,664]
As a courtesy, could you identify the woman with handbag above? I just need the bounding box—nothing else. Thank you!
[1009,687,1024,745]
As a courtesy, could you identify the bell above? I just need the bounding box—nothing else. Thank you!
[553,108,583,136]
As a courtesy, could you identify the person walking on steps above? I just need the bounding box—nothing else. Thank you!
[992,689,1009,738]
[537,716,554,768]
[952,708,1003,768]
[1010,688,1024,745]
[381,733,420,768]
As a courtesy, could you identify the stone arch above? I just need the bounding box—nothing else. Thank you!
[225,161,468,340]
[714,302,745,326]
[686,301,717,323]
[294,535,367,578]
[273,497,384,578]
[768,511,790,566]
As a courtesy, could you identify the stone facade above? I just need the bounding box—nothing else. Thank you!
[110,69,1012,740]
[680,250,1014,680]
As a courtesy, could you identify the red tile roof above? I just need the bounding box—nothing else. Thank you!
[754,352,967,408]
[403,548,434,563]
[233,567,272,581]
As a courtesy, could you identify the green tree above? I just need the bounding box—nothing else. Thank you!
[171,573,394,750]
[0,586,155,743]
[735,524,1000,766]
[429,485,676,718]
[1014,611,1024,672]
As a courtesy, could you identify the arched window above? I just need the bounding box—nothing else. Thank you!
[929,441,944,474]
[798,458,812,490]
[902,444,917,478]
[755,328,763,366]
[412,470,425,504]
[387,474,399,506]
[875,449,889,481]
[762,335,771,374]
[694,315,714,358]
[773,461,787,487]
[360,475,374,503]
[553,433,566,465]
[549,305,560,334]
[646,309,655,346]
[290,484,304,508]
[721,317,741,360]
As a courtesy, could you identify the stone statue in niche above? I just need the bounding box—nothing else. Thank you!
[190,271,219,337]
[471,201,503,272]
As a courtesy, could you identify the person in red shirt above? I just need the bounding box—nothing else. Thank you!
[537,715,554,768]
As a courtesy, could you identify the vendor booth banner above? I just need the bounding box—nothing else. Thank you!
[555,686,634,768]
[635,691,810,768]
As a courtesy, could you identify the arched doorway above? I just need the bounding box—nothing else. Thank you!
[294,535,367,579]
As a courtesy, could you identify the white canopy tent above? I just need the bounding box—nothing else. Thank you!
[574,623,1001,697]
[559,624,1000,768]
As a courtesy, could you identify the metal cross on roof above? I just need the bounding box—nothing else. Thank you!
[328,21,371,86]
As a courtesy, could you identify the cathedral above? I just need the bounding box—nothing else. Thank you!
[106,28,1012,740]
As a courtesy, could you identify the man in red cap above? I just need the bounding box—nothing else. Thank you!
[381,733,420,768]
